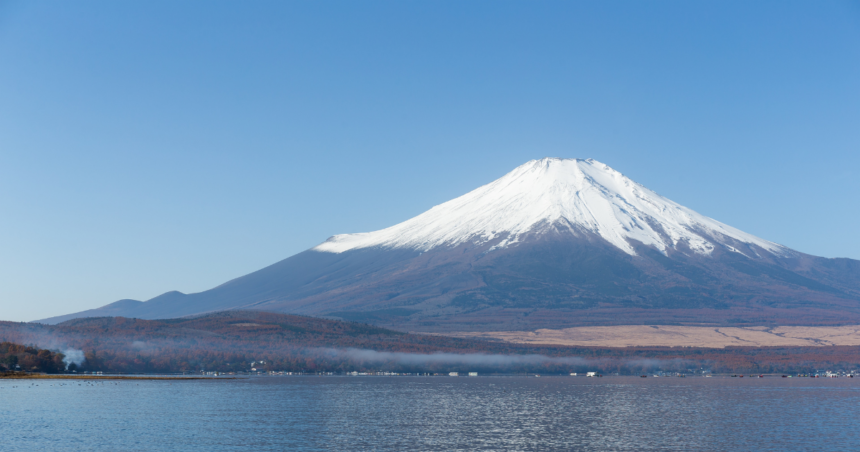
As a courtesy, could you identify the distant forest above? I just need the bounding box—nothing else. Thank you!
[1,311,859,375]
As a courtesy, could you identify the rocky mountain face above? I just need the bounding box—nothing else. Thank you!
[41,158,860,330]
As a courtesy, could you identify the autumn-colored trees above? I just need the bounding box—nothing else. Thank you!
[0,342,66,373]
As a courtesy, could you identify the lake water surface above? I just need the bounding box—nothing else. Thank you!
[2,376,858,451]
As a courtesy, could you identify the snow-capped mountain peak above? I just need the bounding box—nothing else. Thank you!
[313,158,788,257]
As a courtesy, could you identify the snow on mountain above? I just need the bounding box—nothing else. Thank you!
[313,158,790,257]
[39,157,860,328]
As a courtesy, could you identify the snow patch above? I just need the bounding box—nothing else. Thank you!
[313,158,790,258]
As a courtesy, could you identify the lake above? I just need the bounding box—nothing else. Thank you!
[2,376,858,451]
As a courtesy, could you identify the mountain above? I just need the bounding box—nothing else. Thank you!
[40,158,860,330]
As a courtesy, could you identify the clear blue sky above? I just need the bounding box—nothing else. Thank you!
[1,1,858,322]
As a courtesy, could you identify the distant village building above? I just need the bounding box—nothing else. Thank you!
[449,372,459,376]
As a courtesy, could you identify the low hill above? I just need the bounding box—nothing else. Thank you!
[4,311,531,374]
[5,311,860,375]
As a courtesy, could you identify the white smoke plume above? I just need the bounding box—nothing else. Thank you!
[62,349,85,369]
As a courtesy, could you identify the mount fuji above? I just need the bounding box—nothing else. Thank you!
[41,158,860,330]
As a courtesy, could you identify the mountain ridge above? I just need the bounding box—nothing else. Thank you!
[39,158,860,330]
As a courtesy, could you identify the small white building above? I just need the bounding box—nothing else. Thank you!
[449,372,459,376]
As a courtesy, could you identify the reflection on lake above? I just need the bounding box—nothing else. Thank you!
[3,376,859,451]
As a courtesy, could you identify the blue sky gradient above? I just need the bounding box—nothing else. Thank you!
[1,1,858,321]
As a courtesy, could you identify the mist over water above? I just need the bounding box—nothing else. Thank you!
[324,348,592,366]
[317,348,686,373]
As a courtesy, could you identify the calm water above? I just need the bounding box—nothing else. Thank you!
[2,376,858,451]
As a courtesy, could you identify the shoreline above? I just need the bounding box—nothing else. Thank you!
[0,372,236,380]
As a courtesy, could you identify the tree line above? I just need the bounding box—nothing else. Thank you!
[0,342,66,373]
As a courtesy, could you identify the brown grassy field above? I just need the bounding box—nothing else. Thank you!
[447,325,860,348]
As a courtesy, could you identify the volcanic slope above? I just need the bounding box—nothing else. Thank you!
[41,158,860,330]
